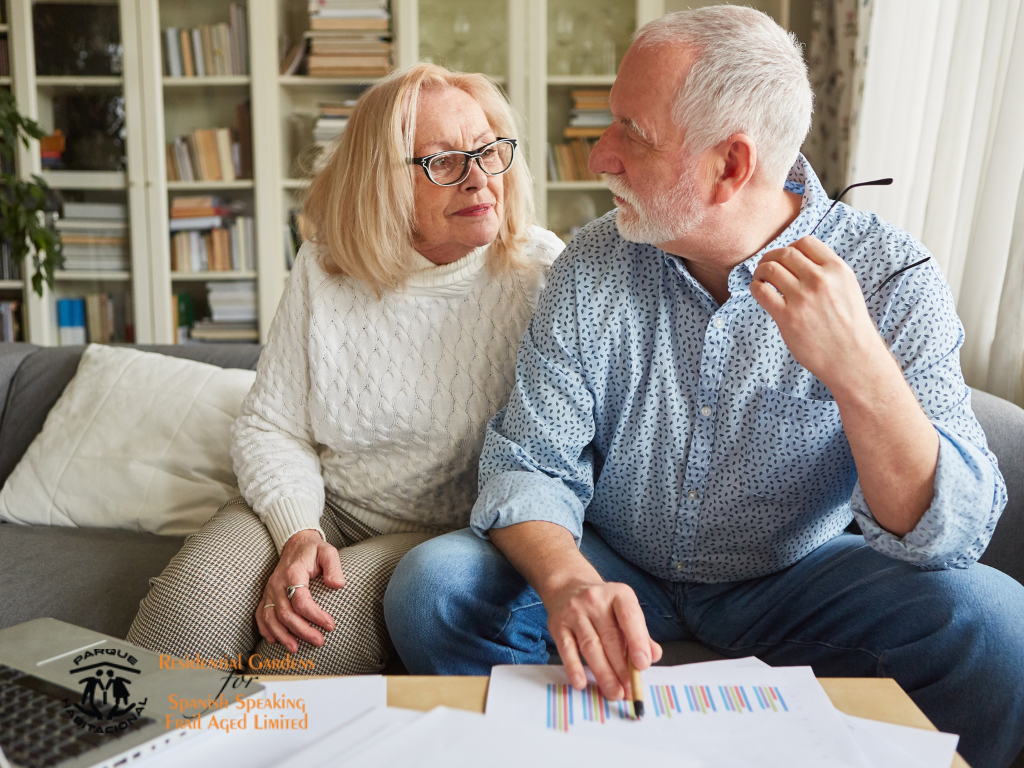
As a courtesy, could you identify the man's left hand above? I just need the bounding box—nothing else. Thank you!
[750,236,887,393]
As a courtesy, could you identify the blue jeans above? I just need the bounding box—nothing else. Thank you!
[384,527,1024,768]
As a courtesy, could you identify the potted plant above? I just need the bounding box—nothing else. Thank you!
[0,88,63,296]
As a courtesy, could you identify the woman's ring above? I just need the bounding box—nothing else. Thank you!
[286,585,305,600]
[264,603,275,610]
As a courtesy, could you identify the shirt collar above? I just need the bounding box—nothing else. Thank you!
[660,154,832,299]
[727,154,830,294]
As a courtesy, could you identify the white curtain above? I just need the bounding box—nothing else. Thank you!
[845,0,1024,401]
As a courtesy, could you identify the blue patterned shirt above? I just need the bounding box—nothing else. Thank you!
[471,155,1006,583]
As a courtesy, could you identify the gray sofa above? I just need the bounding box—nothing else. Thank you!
[2,341,1024,667]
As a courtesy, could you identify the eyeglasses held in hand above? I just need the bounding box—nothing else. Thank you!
[408,138,517,187]
[803,177,930,299]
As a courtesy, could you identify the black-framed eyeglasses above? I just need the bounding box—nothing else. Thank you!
[805,177,930,299]
[408,138,517,186]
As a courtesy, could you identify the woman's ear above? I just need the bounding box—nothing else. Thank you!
[711,134,758,205]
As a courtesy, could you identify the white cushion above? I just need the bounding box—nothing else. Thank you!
[0,344,256,535]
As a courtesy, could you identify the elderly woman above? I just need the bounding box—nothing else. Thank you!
[127,63,563,674]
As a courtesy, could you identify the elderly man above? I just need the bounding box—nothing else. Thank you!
[384,7,1024,767]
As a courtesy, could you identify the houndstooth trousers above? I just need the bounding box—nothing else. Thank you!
[126,496,434,675]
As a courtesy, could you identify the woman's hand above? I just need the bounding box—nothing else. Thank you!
[255,529,346,653]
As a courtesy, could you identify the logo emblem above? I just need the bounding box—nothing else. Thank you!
[62,648,149,734]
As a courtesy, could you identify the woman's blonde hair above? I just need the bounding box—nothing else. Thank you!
[303,63,535,295]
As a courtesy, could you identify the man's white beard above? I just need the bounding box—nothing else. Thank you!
[607,168,706,245]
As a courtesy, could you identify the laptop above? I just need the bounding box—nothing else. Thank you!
[0,619,264,768]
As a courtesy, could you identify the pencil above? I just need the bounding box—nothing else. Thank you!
[628,658,644,720]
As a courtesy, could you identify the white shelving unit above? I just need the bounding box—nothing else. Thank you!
[7,0,792,347]
[0,2,21,340]
[8,0,150,345]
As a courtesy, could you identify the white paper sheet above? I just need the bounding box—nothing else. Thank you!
[843,713,960,768]
[340,706,696,768]
[273,705,424,767]
[486,662,871,768]
[137,675,386,767]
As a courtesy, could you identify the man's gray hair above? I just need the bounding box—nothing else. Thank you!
[633,5,812,185]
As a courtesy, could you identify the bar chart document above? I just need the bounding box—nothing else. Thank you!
[486,664,871,768]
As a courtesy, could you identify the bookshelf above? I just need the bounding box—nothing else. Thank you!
[0,0,21,342]
[6,0,791,346]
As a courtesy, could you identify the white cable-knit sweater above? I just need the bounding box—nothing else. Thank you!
[230,226,564,552]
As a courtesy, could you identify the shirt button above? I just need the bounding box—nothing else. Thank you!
[700,405,712,417]
[687,489,698,500]
[674,562,684,571]
[713,317,724,328]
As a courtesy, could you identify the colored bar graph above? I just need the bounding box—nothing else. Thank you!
[648,684,685,717]
[546,683,571,731]
[545,680,791,729]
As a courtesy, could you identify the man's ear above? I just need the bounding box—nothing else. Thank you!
[711,134,757,205]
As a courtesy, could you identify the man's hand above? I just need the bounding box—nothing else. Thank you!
[255,529,346,653]
[749,235,939,536]
[749,236,889,393]
[545,578,663,700]
[490,521,661,701]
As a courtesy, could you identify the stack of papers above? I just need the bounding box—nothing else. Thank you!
[134,660,960,767]
[483,658,961,768]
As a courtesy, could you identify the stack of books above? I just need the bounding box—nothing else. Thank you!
[1,240,22,281]
[166,120,248,183]
[163,6,250,77]
[548,89,611,182]
[169,196,255,273]
[565,89,613,137]
[56,294,133,345]
[0,301,21,342]
[190,281,258,342]
[305,0,392,78]
[309,99,356,172]
[56,203,130,272]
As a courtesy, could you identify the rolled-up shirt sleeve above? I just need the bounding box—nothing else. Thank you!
[851,254,1007,568]
[471,251,597,543]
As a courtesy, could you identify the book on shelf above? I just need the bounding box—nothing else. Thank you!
[187,281,258,343]
[280,41,307,76]
[56,298,86,346]
[564,89,612,138]
[1,240,22,281]
[304,99,356,172]
[563,126,607,139]
[40,131,65,170]
[169,197,255,274]
[548,139,604,182]
[63,202,127,220]
[56,203,130,272]
[163,5,249,77]
[57,295,131,345]
[165,109,252,182]
[190,318,259,342]
[0,301,21,343]
[310,16,389,30]
[303,0,392,77]
[0,37,9,78]
[548,89,611,181]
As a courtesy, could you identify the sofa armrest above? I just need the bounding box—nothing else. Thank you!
[971,388,1024,584]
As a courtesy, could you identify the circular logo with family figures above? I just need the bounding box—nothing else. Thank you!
[62,648,149,734]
